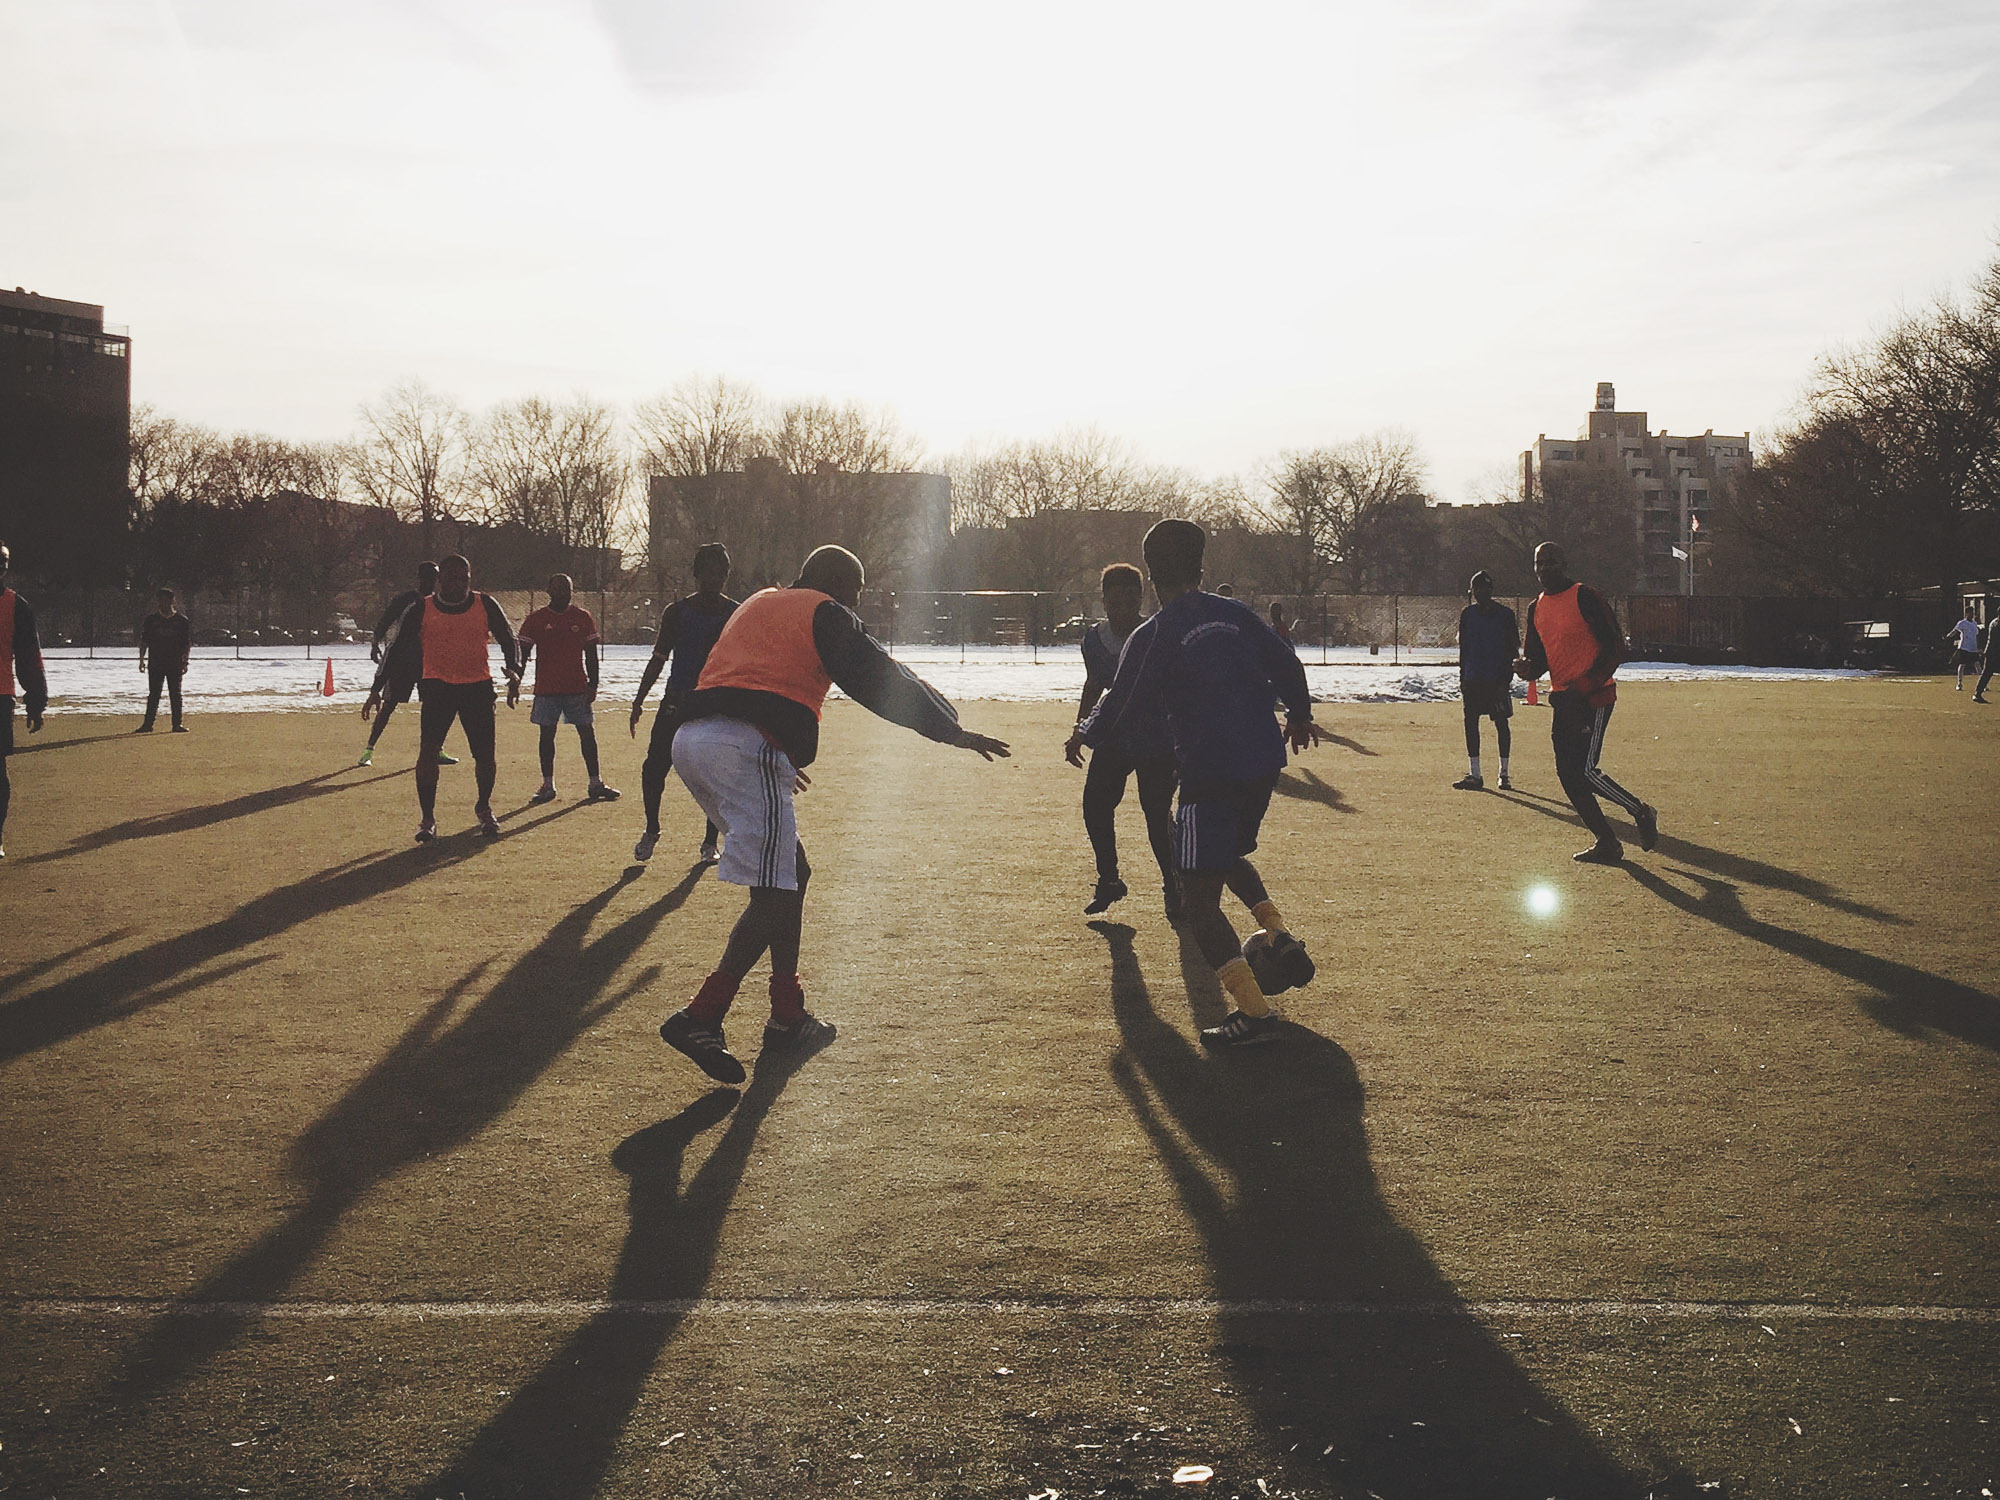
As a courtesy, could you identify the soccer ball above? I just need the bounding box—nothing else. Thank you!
[1241,928,1282,994]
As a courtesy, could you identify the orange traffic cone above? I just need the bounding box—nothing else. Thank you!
[1526,677,1540,706]
[321,658,336,697]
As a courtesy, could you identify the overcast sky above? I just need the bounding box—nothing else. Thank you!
[5,0,1997,498]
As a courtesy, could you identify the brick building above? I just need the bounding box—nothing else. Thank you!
[0,289,131,583]
[1522,382,1750,593]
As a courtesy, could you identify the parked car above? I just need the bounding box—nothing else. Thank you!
[193,627,237,647]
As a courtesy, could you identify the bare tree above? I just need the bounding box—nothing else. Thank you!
[469,396,629,589]
[352,380,466,557]
[632,376,769,591]
[768,397,925,575]
[1258,431,1437,592]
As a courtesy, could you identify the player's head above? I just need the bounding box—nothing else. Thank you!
[547,572,573,608]
[692,542,730,591]
[416,560,438,592]
[1142,518,1205,595]
[797,544,865,609]
[0,540,10,585]
[1469,569,1494,603]
[1532,543,1569,592]
[1270,601,1288,627]
[437,553,472,602]
[154,585,176,611]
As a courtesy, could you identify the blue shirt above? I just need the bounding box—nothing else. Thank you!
[1081,619,1172,759]
[1079,591,1312,791]
[1458,601,1520,684]
[661,595,737,694]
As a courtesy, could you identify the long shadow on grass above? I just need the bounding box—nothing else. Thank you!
[1273,766,1354,813]
[1093,921,1659,1498]
[105,863,709,1400]
[0,804,589,1066]
[413,1038,828,1499]
[12,768,404,866]
[10,729,135,754]
[1491,788,1905,923]
[1624,864,2000,1055]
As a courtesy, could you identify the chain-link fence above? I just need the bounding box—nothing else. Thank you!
[25,583,1946,668]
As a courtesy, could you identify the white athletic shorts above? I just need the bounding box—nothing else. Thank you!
[671,717,800,890]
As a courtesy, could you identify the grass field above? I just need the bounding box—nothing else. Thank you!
[1,683,1996,1498]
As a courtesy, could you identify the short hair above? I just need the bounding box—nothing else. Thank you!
[797,544,865,598]
[1469,570,1494,593]
[1143,518,1205,590]
[416,560,439,581]
[1100,562,1143,592]
[155,585,176,598]
[0,540,11,570]
[692,542,730,574]
[438,553,471,572]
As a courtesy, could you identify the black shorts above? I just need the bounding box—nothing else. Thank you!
[1461,679,1512,719]
[0,696,13,757]
[418,680,496,761]
[1953,649,1980,669]
[382,674,417,705]
[1175,773,1277,872]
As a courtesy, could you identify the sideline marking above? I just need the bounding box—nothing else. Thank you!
[6,1297,1998,1323]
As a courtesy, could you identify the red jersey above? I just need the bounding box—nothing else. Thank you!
[520,604,600,695]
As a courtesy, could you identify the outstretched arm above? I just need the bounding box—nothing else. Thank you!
[813,601,1009,759]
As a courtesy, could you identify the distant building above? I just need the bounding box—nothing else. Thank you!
[0,289,132,583]
[648,458,951,592]
[1522,382,1750,594]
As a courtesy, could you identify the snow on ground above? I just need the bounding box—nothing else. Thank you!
[36,643,1876,715]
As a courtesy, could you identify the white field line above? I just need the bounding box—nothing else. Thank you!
[4,1296,1997,1323]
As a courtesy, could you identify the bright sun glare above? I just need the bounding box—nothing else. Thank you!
[1526,884,1560,918]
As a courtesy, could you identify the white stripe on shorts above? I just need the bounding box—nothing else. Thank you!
[670,718,799,890]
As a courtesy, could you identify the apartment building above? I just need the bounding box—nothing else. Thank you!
[1522,382,1750,593]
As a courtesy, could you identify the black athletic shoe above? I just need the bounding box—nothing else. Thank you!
[1084,877,1128,915]
[414,820,437,844]
[1574,842,1624,865]
[1200,1010,1282,1049]
[476,804,501,838]
[660,1008,747,1084]
[1246,932,1317,995]
[171,724,189,733]
[762,1012,837,1052]
[1452,774,1484,790]
[133,724,154,734]
[1635,802,1659,852]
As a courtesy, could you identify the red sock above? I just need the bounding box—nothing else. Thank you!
[686,969,742,1025]
[769,972,806,1025]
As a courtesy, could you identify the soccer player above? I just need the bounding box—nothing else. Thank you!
[1066,563,1179,918]
[518,572,620,806]
[656,544,1011,1085]
[1514,542,1658,864]
[1975,614,1997,704]
[630,543,738,864]
[365,553,522,842]
[361,561,455,767]
[1946,612,1982,692]
[136,587,190,733]
[1454,570,1520,790]
[0,542,49,858]
[1067,519,1329,1050]
[1269,601,1294,645]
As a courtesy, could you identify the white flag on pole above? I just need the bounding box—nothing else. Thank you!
[1671,545,1689,560]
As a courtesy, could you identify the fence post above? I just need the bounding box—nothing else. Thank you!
[1320,596,1327,665]
[1393,595,1400,665]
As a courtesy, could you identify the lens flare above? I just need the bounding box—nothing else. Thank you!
[1526,884,1559,917]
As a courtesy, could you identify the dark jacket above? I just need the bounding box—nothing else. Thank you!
[677,596,961,768]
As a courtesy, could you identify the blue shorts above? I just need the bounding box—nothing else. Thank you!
[530,692,594,727]
[1175,774,1277,872]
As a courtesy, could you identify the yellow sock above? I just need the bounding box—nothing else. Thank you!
[1217,957,1270,1018]
[1251,899,1288,936]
